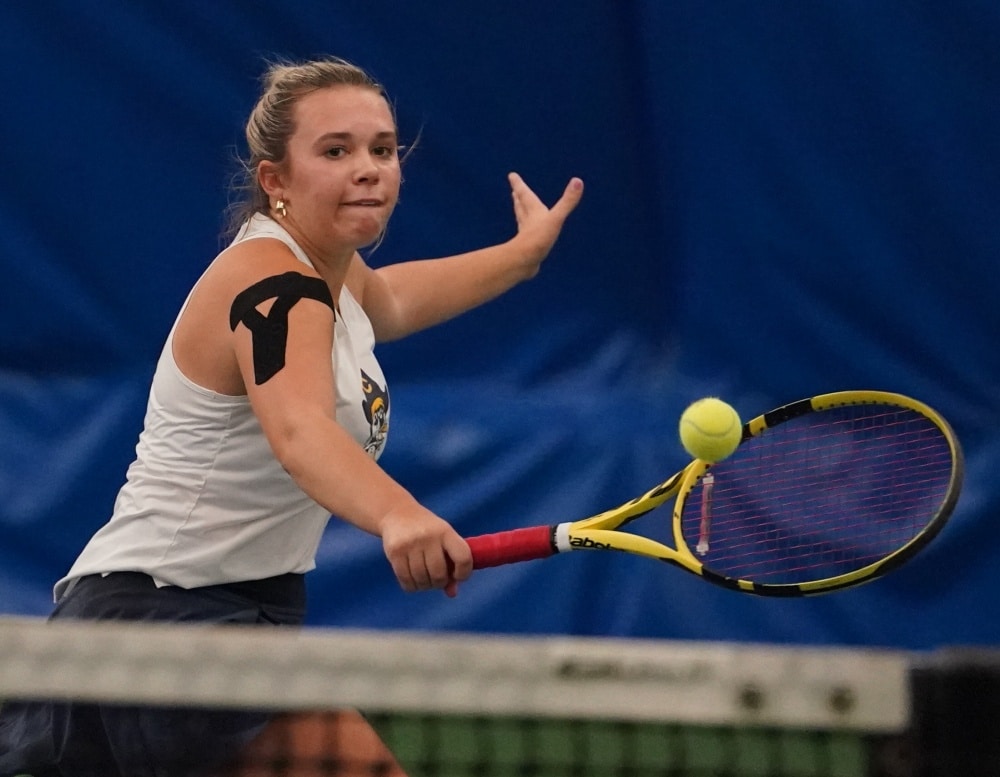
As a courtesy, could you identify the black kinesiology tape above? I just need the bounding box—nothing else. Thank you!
[229,272,335,385]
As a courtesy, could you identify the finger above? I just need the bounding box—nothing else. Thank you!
[406,551,434,591]
[507,171,526,190]
[508,172,543,208]
[387,555,417,593]
[442,538,470,598]
[551,177,584,218]
[443,535,474,582]
[424,546,455,588]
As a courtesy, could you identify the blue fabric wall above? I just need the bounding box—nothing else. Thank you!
[1,2,997,649]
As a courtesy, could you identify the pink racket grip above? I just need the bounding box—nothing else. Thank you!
[466,526,557,569]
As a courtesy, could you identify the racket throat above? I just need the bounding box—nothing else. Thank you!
[558,524,621,553]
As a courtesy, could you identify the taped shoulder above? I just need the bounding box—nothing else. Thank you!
[228,272,336,385]
[229,271,335,330]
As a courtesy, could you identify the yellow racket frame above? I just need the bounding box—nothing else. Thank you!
[558,390,964,595]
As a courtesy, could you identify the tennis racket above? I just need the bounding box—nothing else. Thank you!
[466,390,963,596]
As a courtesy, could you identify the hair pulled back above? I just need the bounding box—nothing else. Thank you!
[226,57,393,236]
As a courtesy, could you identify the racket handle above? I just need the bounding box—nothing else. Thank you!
[466,526,556,569]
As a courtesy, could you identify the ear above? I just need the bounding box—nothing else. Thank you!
[258,160,285,200]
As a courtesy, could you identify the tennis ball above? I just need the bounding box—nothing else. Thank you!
[679,397,743,462]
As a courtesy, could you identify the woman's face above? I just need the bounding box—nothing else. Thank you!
[275,85,401,253]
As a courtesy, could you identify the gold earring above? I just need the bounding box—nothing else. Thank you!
[275,199,288,218]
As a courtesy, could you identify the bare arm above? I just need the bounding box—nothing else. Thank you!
[228,257,472,596]
[358,173,584,341]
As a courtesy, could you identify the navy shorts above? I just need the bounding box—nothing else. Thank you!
[0,571,306,777]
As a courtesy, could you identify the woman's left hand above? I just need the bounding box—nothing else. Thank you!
[508,172,584,269]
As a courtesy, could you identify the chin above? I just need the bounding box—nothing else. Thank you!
[355,221,388,246]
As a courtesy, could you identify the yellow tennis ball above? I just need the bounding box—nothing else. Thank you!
[679,397,743,462]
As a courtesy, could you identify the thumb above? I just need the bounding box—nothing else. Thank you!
[551,177,584,219]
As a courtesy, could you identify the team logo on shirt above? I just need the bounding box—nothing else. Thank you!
[361,369,389,457]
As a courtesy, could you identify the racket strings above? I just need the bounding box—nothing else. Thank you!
[680,407,954,584]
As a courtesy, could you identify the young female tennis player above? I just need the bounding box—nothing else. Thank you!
[0,56,582,777]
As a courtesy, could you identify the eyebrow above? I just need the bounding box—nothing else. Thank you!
[314,130,398,145]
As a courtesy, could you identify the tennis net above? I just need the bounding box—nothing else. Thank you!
[0,617,996,776]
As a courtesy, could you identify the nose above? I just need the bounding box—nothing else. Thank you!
[353,151,380,184]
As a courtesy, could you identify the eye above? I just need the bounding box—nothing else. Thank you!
[324,146,347,158]
[372,145,398,159]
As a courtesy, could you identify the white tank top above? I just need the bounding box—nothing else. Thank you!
[54,215,390,599]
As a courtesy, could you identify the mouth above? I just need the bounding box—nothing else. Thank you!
[342,199,384,207]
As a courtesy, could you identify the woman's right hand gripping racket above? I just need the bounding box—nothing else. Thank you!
[465,390,964,596]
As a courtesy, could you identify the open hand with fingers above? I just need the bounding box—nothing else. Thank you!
[508,172,584,272]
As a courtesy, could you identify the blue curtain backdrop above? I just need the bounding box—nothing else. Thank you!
[1,1,997,649]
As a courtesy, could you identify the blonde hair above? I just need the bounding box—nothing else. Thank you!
[226,57,396,237]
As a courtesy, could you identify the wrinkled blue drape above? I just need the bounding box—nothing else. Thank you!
[2,1,997,648]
